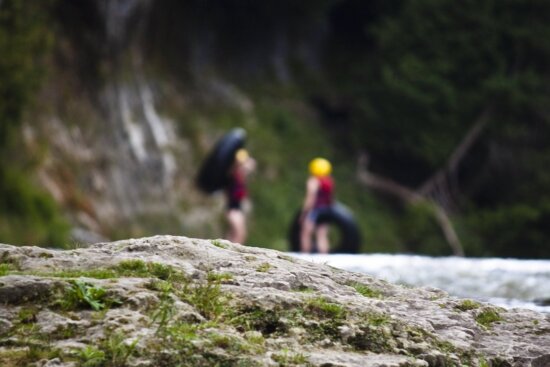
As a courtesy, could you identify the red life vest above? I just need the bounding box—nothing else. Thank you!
[227,169,247,203]
[314,176,334,208]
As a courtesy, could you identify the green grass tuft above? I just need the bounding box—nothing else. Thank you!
[256,263,272,272]
[475,308,502,328]
[58,279,119,311]
[180,272,230,320]
[74,345,106,367]
[305,297,346,320]
[207,272,234,283]
[352,282,383,298]
[271,349,308,365]
[0,263,10,276]
[211,239,228,249]
[455,299,480,311]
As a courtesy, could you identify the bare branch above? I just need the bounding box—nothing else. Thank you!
[419,104,494,202]
[357,153,464,256]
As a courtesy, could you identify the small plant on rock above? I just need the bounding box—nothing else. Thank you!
[256,263,272,272]
[102,332,140,367]
[211,239,228,249]
[352,282,382,298]
[455,299,480,311]
[17,307,38,324]
[74,345,106,367]
[207,272,234,283]
[271,349,308,365]
[180,272,229,320]
[475,308,502,328]
[59,279,112,311]
[0,252,20,275]
[0,263,10,276]
[306,297,346,320]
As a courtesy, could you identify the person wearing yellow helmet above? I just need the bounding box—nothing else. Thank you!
[225,148,256,244]
[300,157,334,253]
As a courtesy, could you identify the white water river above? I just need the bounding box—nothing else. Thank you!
[292,253,550,313]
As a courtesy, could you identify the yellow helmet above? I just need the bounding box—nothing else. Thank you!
[309,157,332,177]
[235,148,249,163]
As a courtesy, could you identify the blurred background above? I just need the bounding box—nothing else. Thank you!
[1,0,549,259]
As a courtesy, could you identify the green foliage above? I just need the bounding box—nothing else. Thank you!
[0,264,9,276]
[244,331,265,346]
[463,203,550,258]
[0,167,70,247]
[305,297,346,320]
[0,0,52,146]
[397,202,450,255]
[206,272,234,283]
[13,261,183,282]
[59,279,112,311]
[180,272,229,320]
[47,268,118,279]
[101,332,140,367]
[326,0,550,257]
[479,358,490,367]
[115,259,180,281]
[255,263,271,273]
[74,345,106,367]
[210,239,228,249]
[0,347,62,367]
[2,0,550,257]
[455,299,481,312]
[344,0,549,170]
[208,333,246,353]
[352,282,383,298]
[271,349,308,366]
[475,308,503,328]
[150,281,176,333]
[0,0,69,248]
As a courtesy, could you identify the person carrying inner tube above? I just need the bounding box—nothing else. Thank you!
[300,157,334,253]
[225,148,256,244]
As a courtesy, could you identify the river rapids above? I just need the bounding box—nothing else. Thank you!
[292,253,550,313]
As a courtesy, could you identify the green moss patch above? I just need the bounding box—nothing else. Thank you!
[351,282,383,298]
[475,308,503,328]
[455,299,481,312]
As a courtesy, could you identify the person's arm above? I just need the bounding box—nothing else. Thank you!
[243,157,256,174]
[300,177,318,222]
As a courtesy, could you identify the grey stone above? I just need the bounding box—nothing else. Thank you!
[0,235,548,367]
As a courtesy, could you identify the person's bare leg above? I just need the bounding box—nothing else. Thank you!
[300,218,315,253]
[226,209,246,244]
[316,224,330,254]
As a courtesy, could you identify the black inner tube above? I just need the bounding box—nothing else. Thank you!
[196,128,246,193]
[288,202,361,253]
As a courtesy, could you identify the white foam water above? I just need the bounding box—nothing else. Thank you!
[291,253,550,313]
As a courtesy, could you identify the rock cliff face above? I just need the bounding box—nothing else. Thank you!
[1,236,549,366]
[26,1,331,244]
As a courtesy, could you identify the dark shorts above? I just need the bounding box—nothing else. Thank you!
[227,199,242,211]
[307,206,332,224]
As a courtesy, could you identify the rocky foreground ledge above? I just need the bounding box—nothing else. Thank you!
[1,236,549,367]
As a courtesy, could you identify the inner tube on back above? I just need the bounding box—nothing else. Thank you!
[196,128,246,193]
[288,202,361,254]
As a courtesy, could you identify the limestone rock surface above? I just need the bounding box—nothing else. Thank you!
[1,235,549,366]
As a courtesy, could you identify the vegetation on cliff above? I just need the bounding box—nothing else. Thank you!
[0,0,69,247]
